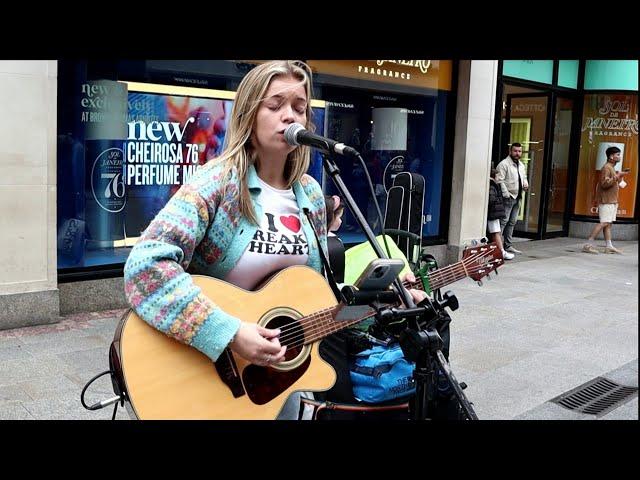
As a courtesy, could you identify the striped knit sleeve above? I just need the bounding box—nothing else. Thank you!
[123,184,241,362]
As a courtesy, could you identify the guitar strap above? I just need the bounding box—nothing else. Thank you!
[303,208,344,303]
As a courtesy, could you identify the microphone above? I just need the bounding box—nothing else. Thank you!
[284,123,359,157]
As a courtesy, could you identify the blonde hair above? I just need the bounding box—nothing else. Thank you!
[213,60,315,224]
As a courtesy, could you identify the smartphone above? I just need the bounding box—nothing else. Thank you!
[353,258,405,291]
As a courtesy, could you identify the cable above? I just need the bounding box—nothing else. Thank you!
[80,370,121,413]
[355,153,392,259]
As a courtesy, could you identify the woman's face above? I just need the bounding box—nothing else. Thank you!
[252,75,308,158]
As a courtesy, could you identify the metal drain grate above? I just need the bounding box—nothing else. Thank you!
[552,377,638,417]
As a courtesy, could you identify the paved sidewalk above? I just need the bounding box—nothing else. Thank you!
[446,237,637,419]
[0,237,637,420]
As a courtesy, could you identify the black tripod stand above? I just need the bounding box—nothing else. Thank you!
[375,298,478,420]
[321,150,477,420]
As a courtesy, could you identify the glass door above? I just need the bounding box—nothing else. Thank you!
[505,92,550,236]
[544,96,574,235]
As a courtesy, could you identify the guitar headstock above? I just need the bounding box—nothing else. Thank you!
[461,241,504,281]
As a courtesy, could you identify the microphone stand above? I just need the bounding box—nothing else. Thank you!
[321,150,478,420]
[321,151,415,309]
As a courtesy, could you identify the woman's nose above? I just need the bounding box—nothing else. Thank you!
[281,104,297,123]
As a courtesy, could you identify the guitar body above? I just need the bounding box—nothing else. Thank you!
[111,243,503,420]
[113,266,339,420]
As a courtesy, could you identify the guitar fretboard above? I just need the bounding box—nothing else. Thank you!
[283,305,376,346]
[404,258,469,292]
[280,245,499,349]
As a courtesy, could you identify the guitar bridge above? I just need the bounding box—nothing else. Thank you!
[214,348,245,398]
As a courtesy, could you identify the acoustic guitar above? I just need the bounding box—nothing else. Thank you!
[111,242,502,419]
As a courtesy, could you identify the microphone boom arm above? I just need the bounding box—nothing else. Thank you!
[321,152,416,309]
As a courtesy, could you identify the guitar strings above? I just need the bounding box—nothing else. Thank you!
[275,248,497,347]
[275,249,500,349]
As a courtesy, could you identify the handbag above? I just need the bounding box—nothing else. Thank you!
[349,343,416,403]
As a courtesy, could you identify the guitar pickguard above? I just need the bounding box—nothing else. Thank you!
[243,355,311,405]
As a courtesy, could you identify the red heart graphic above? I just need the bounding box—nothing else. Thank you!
[280,215,301,233]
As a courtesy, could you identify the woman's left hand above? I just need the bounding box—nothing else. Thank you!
[399,271,428,305]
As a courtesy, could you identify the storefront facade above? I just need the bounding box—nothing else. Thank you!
[3,58,635,329]
[0,59,497,327]
[493,60,638,240]
[55,59,458,281]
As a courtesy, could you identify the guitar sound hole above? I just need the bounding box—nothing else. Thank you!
[264,316,304,361]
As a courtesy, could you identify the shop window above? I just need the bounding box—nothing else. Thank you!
[57,74,325,271]
[321,87,450,244]
[574,93,638,218]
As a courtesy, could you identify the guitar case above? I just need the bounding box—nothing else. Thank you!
[383,172,425,269]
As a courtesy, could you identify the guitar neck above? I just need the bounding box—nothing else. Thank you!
[296,257,478,346]
[297,305,376,346]
[404,259,469,292]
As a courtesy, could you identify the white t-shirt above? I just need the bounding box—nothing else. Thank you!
[224,178,309,290]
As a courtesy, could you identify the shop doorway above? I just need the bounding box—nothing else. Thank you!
[497,84,575,238]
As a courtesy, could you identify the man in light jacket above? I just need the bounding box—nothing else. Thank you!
[495,143,529,254]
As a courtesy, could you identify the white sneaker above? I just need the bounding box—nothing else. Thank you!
[506,246,522,254]
[502,250,515,260]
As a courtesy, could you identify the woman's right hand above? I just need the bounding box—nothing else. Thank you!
[228,322,287,366]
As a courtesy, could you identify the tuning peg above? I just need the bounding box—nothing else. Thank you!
[486,275,491,280]
[477,280,483,287]
[495,270,498,276]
